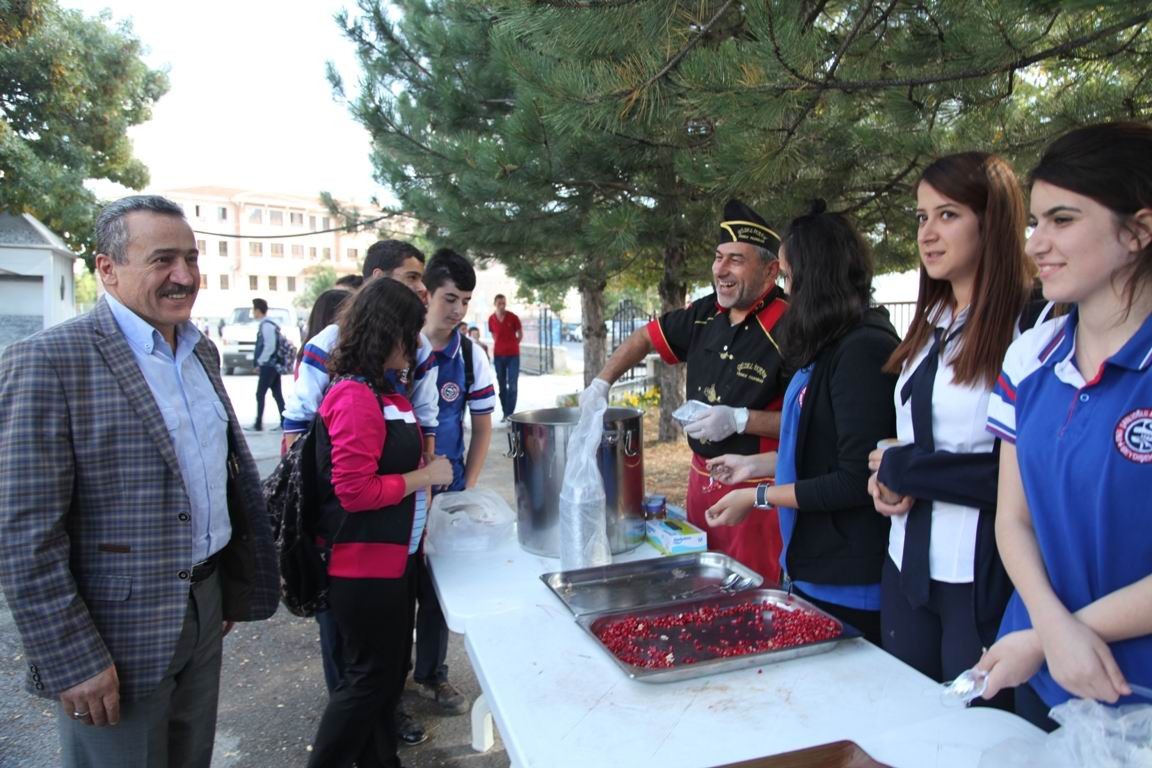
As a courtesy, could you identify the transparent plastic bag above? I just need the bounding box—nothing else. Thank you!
[559,397,610,570]
[426,489,516,554]
[978,699,1152,767]
[671,399,712,426]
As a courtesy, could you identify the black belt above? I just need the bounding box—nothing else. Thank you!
[191,553,220,583]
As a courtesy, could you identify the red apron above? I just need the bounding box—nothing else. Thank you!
[686,453,782,586]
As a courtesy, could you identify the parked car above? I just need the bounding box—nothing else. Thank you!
[219,305,302,375]
[563,322,583,342]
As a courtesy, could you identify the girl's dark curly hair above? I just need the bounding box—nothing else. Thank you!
[327,278,426,393]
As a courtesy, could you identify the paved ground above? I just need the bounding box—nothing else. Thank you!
[0,368,585,767]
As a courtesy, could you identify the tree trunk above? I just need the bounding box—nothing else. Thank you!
[656,242,688,441]
[579,277,608,387]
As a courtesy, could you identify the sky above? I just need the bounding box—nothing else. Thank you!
[66,0,383,204]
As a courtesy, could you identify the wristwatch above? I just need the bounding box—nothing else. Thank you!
[755,483,770,509]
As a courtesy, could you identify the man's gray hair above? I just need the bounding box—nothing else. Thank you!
[751,244,777,263]
[95,195,186,264]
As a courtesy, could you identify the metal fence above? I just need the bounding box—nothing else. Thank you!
[610,299,654,383]
[878,301,917,339]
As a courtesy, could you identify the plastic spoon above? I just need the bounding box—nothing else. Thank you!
[942,668,988,707]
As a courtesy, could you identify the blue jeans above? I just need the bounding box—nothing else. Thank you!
[493,355,520,418]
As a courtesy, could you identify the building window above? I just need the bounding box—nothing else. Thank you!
[321,216,331,229]
[218,206,228,221]
[270,243,284,258]
[248,207,263,224]
[322,247,331,261]
[269,210,283,226]
[291,244,304,258]
[200,274,208,289]
[289,212,304,226]
[196,239,206,254]
[194,204,202,218]
[219,241,228,257]
[249,275,258,290]
[268,276,278,291]
[249,242,263,257]
[309,215,317,230]
[287,276,296,292]
[220,274,229,290]
[347,248,359,262]
[309,247,317,260]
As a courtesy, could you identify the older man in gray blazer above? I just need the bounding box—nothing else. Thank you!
[0,195,279,767]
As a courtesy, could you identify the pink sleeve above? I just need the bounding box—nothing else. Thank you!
[320,381,409,512]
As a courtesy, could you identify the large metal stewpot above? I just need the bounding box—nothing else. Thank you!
[506,407,645,557]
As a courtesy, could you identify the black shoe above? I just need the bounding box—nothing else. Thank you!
[396,710,427,746]
[416,680,468,716]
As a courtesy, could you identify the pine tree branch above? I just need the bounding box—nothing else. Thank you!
[774,0,882,156]
[618,0,739,114]
[840,158,920,216]
[796,11,1152,94]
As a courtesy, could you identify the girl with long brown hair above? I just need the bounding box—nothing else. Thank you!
[867,152,1031,688]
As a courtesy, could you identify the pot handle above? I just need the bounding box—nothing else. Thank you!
[623,429,639,457]
[505,430,523,459]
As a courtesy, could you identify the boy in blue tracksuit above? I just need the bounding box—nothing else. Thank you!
[413,248,496,714]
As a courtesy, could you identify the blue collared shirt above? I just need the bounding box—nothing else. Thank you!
[104,294,231,562]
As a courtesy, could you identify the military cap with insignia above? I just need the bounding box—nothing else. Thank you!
[719,199,781,253]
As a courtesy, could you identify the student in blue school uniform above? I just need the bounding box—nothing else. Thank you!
[411,248,497,716]
[867,152,1033,692]
[977,121,1152,730]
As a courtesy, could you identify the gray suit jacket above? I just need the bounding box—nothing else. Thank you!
[0,298,279,700]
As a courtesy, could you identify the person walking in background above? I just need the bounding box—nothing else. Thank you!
[978,122,1152,730]
[705,201,900,645]
[251,298,285,431]
[414,249,497,716]
[487,293,522,422]
[306,277,453,768]
[867,152,1032,697]
[0,195,279,768]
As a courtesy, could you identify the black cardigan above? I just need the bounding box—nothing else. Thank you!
[785,308,900,586]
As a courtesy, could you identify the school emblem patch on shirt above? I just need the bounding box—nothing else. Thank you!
[1115,408,1152,463]
[441,381,462,403]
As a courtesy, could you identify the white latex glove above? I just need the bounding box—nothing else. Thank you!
[578,377,610,409]
[683,404,748,442]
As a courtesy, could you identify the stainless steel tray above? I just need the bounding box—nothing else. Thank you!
[540,552,763,617]
[576,588,861,683]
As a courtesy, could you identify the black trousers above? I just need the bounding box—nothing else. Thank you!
[413,553,449,685]
[1014,682,1060,733]
[255,365,284,427]
[308,556,417,768]
[792,585,882,647]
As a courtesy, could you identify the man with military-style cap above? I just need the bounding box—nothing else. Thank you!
[582,199,790,583]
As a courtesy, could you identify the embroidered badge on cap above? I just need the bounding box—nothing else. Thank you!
[440,381,461,403]
[1115,408,1152,463]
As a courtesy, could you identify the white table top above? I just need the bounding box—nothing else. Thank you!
[426,536,661,634]
[429,538,1046,767]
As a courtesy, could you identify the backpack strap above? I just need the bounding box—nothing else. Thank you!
[461,335,474,393]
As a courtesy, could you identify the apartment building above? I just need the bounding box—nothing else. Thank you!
[160,186,408,321]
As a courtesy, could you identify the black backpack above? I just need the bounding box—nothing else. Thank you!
[261,426,328,617]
